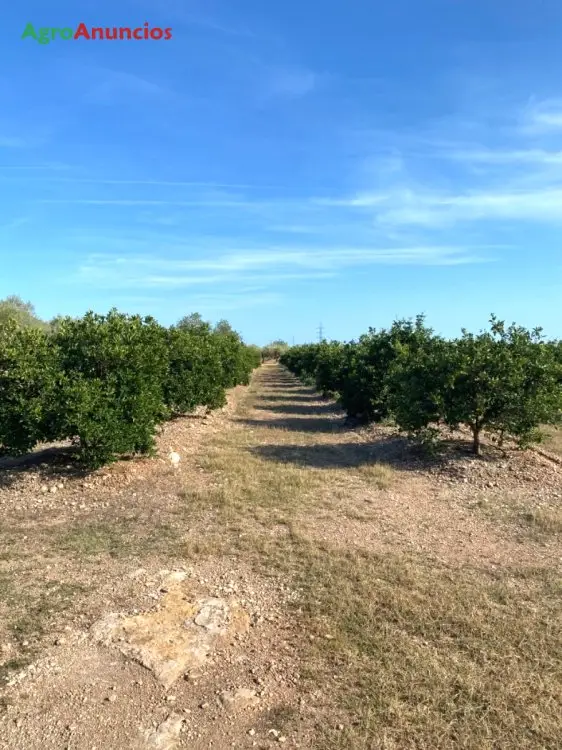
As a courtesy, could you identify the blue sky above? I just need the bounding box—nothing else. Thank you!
[1,1,562,345]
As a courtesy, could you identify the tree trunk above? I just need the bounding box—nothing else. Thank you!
[472,425,482,456]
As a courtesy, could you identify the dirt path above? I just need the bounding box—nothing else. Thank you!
[1,364,561,749]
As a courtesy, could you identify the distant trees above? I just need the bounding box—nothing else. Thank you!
[214,319,235,335]
[0,296,48,330]
[262,340,289,361]
[176,312,211,335]
[281,316,562,455]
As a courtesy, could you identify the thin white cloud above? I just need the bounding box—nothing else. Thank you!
[0,118,53,149]
[78,268,335,290]
[266,66,317,99]
[337,187,562,227]
[314,193,389,208]
[19,85,562,262]
[0,217,30,231]
[0,133,50,149]
[0,135,30,148]
[79,67,176,106]
[317,90,562,232]
[75,244,488,290]
[266,224,324,234]
[25,177,275,189]
[445,148,562,165]
[39,198,253,207]
[522,98,562,132]
[0,162,70,170]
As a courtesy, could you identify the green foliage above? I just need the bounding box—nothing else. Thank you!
[0,307,260,467]
[280,343,320,380]
[176,312,211,335]
[440,318,562,454]
[314,341,346,396]
[215,328,255,387]
[52,311,169,467]
[335,316,437,423]
[282,341,347,395]
[387,328,452,435]
[281,316,562,455]
[165,327,227,414]
[0,296,48,330]
[245,344,263,370]
[213,319,234,335]
[0,322,60,454]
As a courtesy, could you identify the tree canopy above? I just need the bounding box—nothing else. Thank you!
[0,296,48,330]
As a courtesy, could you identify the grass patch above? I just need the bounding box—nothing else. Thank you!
[56,518,180,559]
[9,581,86,644]
[356,462,395,489]
[469,493,562,539]
[519,508,562,538]
[541,425,562,458]
[178,456,562,749]
[57,522,132,557]
[292,545,562,749]
[0,577,86,683]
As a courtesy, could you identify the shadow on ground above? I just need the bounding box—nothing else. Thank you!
[255,394,323,403]
[260,383,313,394]
[252,402,340,416]
[250,436,509,472]
[249,439,414,469]
[0,446,92,489]
[259,374,313,388]
[240,417,346,434]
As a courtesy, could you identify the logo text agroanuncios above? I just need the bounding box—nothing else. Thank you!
[22,22,173,44]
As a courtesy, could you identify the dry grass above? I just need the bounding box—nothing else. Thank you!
[181,437,562,748]
[541,425,562,458]
[0,571,86,683]
[469,492,562,540]
[175,366,562,749]
[57,518,181,559]
[519,507,562,537]
[356,462,396,489]
[299,548,561,750]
